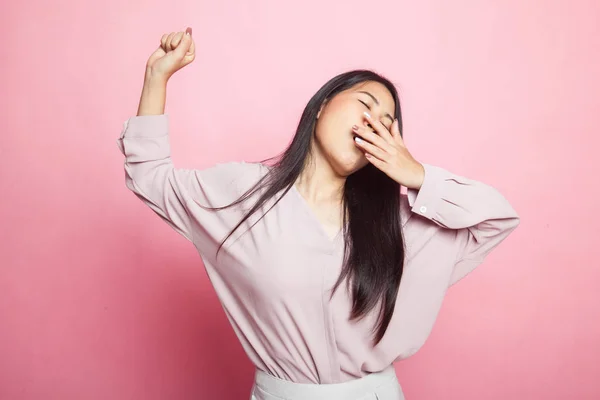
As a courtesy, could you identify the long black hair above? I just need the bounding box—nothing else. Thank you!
[211,69,405,346]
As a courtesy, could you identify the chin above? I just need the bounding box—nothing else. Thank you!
[333,152,369,176]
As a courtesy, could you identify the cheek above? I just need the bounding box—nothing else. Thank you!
[315,119,352,153]
[315,122,366,168]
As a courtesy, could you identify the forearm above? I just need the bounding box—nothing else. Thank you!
[136,75,168,116]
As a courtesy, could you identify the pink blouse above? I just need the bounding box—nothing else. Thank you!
[116,114,520,384]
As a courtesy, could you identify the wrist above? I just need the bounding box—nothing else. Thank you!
[143,73,168,89]
[407,162,425,190]
[137,75,168,116]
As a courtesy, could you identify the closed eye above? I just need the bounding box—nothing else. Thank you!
[358,100,371,110]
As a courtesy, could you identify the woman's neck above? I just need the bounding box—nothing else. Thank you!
[295,154,345,204]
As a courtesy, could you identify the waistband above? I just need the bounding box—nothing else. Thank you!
[253,365,398,400]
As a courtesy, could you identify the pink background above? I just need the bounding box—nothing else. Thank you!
[1,0,599,399]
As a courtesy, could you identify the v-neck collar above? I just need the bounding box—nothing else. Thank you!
[287,183,413,250]
[290,183,344,245]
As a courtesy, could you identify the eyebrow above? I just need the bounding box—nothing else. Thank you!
[357,91,394,123]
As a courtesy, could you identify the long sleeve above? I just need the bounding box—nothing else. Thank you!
[116,114,264,245]
[407,163,520,285]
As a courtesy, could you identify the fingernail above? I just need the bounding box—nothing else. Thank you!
[363,111,371,119]
[352,125,359,131]
[354,137,363,143]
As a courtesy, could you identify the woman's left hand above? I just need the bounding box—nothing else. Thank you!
[352,111,425,190]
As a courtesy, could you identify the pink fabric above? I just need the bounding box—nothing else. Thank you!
[117,114,520,384]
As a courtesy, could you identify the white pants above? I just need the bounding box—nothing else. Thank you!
[249,364,404,400]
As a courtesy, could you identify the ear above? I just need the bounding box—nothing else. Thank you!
[316,99,328,119]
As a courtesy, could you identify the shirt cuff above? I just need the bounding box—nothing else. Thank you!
[117,114,171,162]
[119,114,170,139]
[407,163,445,220]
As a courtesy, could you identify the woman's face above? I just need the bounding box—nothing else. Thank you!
[313,81,396,177]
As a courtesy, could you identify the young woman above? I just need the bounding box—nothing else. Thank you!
[117,27,520,400]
